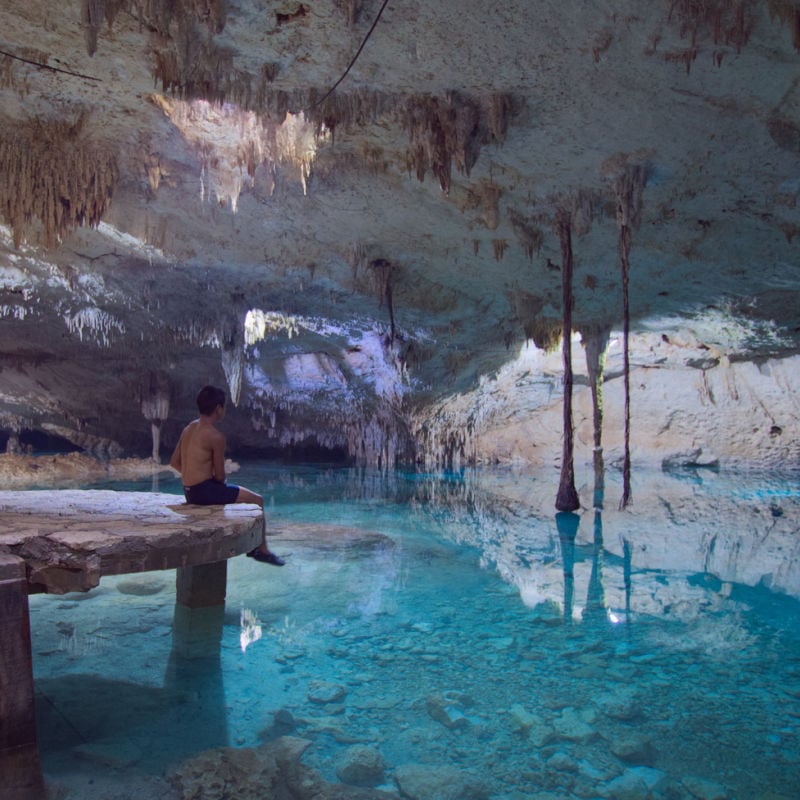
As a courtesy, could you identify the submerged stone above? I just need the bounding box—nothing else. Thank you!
[552,707,596,743]
[394,763,488,800]
[681,775,730,800]
[116,577,167,595]
[308,680,348,704]
[610,733,657,765]
[336,745,386,787]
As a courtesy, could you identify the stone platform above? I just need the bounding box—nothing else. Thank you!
[0,489,262,594]
[0,490,263,800]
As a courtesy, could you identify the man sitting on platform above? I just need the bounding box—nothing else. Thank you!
[169,384,285,566]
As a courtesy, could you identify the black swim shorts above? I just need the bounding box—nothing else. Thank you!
[183,479,240,505]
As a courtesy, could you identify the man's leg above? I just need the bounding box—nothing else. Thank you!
[236,486,284,566]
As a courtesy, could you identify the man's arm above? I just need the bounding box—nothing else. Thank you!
[168,430,184,472]
[210,429,227,482]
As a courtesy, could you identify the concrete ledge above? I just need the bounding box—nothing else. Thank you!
[0,490,263,594]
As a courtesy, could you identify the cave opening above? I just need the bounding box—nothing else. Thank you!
[1,429,82,455]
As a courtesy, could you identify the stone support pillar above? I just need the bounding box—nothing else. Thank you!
[172,561,227,658]
[0,554,45,800]
[175,560,228,609]
[168,560,229,753]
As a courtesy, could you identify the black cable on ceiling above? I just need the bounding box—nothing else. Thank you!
[0,48,101,82]
[309,0,391,110]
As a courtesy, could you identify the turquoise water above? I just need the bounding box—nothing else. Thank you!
[29,464,800,799]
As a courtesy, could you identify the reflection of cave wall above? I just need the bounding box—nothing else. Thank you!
[410,467,800,602]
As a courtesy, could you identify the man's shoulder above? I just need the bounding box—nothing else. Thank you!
[196,422,225,444]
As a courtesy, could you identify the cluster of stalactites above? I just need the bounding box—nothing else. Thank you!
[342,412,407,470]
[139,370,171,422]
[767,0,800,49]
[82,0,228,57]
[246,390,411,469]
[0,115,118,248]
[403,92,513,194]
[154,81,515,195]
[413,420,475,472]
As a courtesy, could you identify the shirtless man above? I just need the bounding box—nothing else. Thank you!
[169,384,285,566]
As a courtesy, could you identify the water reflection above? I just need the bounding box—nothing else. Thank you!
[556,511,579,623]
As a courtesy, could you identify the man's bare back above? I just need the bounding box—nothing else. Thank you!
[170,418,227,487]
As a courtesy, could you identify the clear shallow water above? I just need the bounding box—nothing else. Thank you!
[29,464,800,799]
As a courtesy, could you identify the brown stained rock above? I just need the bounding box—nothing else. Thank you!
[169,736,399,800]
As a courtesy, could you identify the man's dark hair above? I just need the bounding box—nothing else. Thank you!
[197,385,226,415]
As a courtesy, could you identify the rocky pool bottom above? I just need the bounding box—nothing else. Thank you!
[28,464,800,800]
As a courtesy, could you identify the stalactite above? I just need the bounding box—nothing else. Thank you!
[526,318,562,352]
[220,316,245,406]
[606,159,648,510]
[81,0,127,57]
[140,370,171,462]
[369,258,396,343]
[0,114,118,249]
[151,96,319,209]
[64,308,125,346]
[767,0,800,49]
[488,93,513,143]
[480,182,502,230]
[554,205,580,513]
[508,209,544,260]
[402,92,517,195]
[492,239,508,261]
[335,0,363,27]
[665,0,757,63]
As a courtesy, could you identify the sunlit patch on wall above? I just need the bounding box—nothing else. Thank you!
[151,97,323,209]
[244,309,301,345]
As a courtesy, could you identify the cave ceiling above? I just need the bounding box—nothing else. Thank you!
[0,0,799,459]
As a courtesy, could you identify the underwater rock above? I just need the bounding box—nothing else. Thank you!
[336,745,386,787]
[394,763,489,800]
[546,752,579,773]
[170,735,399,800]
[115,577,167,595]
[72,737,143,769]
[681,775,730,800]
[308,680,348,705]
[296,714,363,743]
[425,693,470,730]
[508,702,536,733]
[508,703,554,746]
[610,733,657,766]
[258,708,298,742]
[602,769,652,800]
[552,707,596,743]
[599,766,668,799]
[598,695,643,722]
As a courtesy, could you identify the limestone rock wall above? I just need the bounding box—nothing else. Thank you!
[411,331,800,472]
